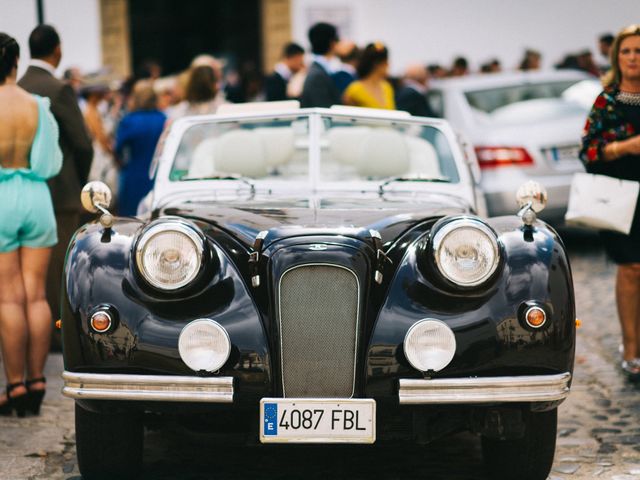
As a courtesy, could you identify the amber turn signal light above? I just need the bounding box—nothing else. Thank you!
[575,318,582,328]
[55,319,62,329]
[525,306,546,329]
[90,311,112,333]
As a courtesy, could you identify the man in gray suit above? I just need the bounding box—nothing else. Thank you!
[19,25,93,347]
[300,22,341,108]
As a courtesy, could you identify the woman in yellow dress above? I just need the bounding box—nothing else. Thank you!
[343,42,395,110]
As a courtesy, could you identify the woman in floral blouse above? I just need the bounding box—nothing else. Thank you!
[580,24,640,378]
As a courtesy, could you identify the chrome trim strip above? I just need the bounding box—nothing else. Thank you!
[278,263,360,398]
[62,371,233,403]
[398,372,571,404]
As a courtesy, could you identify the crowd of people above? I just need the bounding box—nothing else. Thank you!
[11,22,616,221]
[1,18,639,419]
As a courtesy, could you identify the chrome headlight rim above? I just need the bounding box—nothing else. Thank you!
[135,219,206,291]
[431,216,500,288]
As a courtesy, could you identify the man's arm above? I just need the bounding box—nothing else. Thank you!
[51,84,94,184]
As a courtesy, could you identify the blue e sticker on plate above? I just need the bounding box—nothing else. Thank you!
[263,403,278,436]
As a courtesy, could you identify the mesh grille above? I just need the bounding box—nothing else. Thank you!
[279,264,359,398]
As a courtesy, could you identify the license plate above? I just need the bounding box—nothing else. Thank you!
[546,145,580,163]
[259,398,376,444]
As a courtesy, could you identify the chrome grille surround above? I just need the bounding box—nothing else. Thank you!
[278,263,360,398]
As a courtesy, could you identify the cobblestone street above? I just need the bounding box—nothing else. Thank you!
[1,230,639,479]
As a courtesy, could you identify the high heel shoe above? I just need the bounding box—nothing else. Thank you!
[25,377,46,416]
[0,383,29,418]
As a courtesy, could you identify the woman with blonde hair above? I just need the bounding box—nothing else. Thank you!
[342,42,395,110]
[168,65,226,119]
[580,24,640,378]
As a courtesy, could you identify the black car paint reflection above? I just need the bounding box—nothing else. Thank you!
[62,197,574,408]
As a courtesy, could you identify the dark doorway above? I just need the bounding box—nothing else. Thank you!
[128,0,261,77]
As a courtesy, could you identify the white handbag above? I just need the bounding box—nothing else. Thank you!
[565,172,640,234]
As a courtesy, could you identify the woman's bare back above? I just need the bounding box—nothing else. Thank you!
[0,85,38,169]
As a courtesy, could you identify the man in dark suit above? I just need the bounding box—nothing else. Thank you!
[265,42,305,102]
[19,25,93,347]
[300,22,341,108]
[395,63,436,118]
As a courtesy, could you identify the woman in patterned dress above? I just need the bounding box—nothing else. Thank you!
[580,24,640,378]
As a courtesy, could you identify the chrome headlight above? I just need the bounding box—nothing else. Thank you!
[179,319,231,372]
[432,218,499,287]
[135,221,204,290]
[404,319,456,372]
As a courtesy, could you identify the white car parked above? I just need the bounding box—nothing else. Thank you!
[429,70,601,222]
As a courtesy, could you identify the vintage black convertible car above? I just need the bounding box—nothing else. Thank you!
[61,105,575,479]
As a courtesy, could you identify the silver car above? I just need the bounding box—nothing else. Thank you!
[429,70,601,222]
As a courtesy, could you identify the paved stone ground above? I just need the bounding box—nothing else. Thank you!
[550,230,640,480]
[1,230,639,479]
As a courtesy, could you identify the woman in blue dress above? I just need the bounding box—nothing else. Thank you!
[115,80,166,216]
[0,33,62,416]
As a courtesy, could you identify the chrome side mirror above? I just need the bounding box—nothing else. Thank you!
[81,181,114,228]
[516,181,547,226]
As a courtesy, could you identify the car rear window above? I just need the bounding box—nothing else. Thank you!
[464,80,581,113]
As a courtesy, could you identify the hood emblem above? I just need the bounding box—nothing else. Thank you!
[309,244,328,251]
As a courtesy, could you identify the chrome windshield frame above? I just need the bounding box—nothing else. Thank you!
[151,108,475,211]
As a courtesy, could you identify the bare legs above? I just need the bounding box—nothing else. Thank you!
[0,250,28,399]
[615,263,640,361]
[21,247,52,392]
[0,247,52,402]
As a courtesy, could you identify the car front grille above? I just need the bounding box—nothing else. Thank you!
[278,264,359,398]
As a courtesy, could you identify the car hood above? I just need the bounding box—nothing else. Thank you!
[160,192,470,247]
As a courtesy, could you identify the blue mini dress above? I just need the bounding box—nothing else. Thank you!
[0,95,62,252]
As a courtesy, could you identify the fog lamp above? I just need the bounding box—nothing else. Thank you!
[178,319,231,372]
[404,319,456,372]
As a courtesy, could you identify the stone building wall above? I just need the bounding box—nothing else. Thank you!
[261,0,292,73]
[99,0,131,77]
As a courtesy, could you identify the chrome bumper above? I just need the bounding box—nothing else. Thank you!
[62,371,234,403]
[398,372,571,404]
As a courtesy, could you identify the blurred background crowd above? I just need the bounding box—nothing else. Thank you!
[63,26,613,215]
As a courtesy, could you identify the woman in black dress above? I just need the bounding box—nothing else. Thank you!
[580,24,640,377]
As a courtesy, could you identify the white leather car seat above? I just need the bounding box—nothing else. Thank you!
[327,126,371,165]
[215,129,268,177]
[188,128,294,178]
[188,137,218,178]
[355,128,410,178]
[405,136,441,177]
[254,127,295,168]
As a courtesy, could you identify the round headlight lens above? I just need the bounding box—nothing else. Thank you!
[179,319,231,372]
[136,222,204,290]
[404,319,456,372]
[432,218,499,286]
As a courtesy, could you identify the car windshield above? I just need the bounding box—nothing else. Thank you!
[170,117,310,182]
[464,80,583,113]
[169,113,460,184]
[319,116,459,183]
